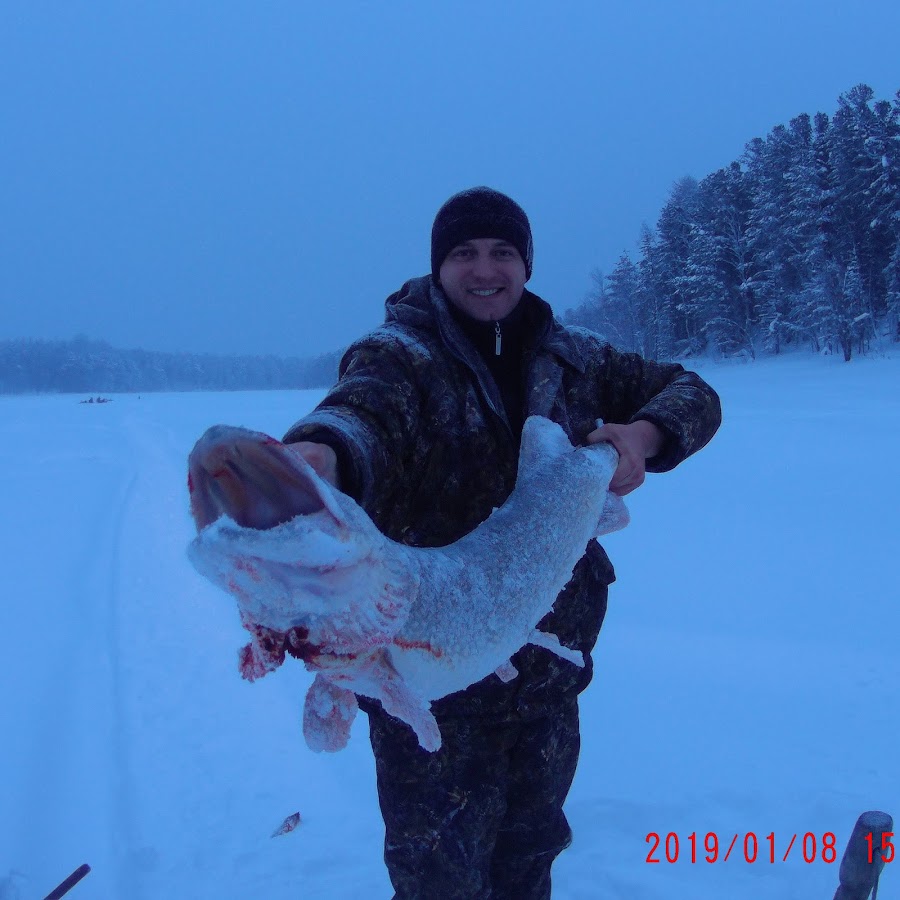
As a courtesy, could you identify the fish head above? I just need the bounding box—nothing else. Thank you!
[187,425,414,659]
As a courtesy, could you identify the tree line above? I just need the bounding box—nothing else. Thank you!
[565,84,900,361]
[0,335,342,394]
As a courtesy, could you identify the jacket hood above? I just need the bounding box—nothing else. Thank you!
[383,275,586,373]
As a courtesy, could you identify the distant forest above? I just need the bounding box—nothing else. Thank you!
[564,84,900,361]
[0,336,342,394]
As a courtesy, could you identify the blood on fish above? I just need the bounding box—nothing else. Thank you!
[374,595,402,615]
[391,637,443,658]
[234,557,262,583]
[239,641,281,681]
[285,632,320,663]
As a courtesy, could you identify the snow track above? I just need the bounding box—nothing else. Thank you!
[0,396,142,897]
[0,391,386,898]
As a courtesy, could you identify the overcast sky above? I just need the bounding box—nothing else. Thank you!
[2,1,898,358]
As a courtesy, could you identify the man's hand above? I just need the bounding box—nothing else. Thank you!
[287,441,341,489]
[586,420,664,496]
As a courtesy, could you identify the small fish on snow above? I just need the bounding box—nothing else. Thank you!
[186,415,629,752]
[271,812,302,837]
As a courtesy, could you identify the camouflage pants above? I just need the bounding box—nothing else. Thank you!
[366,696,580,900]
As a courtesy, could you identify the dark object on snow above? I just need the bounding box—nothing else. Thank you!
[42,863,90,899]
[271,812,302,837]
[833,811,893,900]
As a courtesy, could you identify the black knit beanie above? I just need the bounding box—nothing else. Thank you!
[431,187,533,282]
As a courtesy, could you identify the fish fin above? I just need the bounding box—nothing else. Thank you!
[361,650,442,752]
[378,677,442,753]
[528,629,585,668]
[238,635,284,682]
[517,416,574,477]
[303,676,359,753]
[596,492,630,536]
[588,418,631,536]
[494,660,519,682]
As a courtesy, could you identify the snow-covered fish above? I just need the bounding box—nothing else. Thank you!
[187,416,628,752]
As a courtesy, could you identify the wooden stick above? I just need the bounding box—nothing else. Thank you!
[43,864,91,900]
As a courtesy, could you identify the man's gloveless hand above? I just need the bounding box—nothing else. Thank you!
[287,441,341,489]
[586,420,664,496]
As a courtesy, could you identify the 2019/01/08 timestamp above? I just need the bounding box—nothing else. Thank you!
[645,831,895,865]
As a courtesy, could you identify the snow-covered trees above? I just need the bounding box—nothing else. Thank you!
[569,84,900,360]
[886,242,900,342]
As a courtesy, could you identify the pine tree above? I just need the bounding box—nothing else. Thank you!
[745,131,789,350]
[885,241,900,341]
[695,164,757,357]
[824,251,870,361]
[656,177,709,356]
[604,253,641,352]
[828,85,893,323]
[742,117,822,353]
[866,98,900,299]
[561,269,610,338]
[635,225,673,360]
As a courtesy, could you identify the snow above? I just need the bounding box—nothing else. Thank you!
[1,352,898,898]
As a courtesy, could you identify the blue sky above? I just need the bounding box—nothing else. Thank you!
[2,0,898,358]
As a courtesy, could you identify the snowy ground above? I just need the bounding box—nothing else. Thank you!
[1,350,898,899]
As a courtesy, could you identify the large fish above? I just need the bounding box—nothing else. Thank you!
[187,416,628,752]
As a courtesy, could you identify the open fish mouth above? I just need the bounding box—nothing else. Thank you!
[188,425,339,531]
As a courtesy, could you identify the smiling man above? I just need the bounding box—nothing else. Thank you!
[282,186,721,899]
[439,236,525,319]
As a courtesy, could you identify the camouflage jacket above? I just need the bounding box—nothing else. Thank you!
[284,275,721,716]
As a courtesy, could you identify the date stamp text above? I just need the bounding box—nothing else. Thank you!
[645,831,895,865]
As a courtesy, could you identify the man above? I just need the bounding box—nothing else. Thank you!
[283,187,721,899]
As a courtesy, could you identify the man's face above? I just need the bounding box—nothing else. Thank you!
[438,238,527,321]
